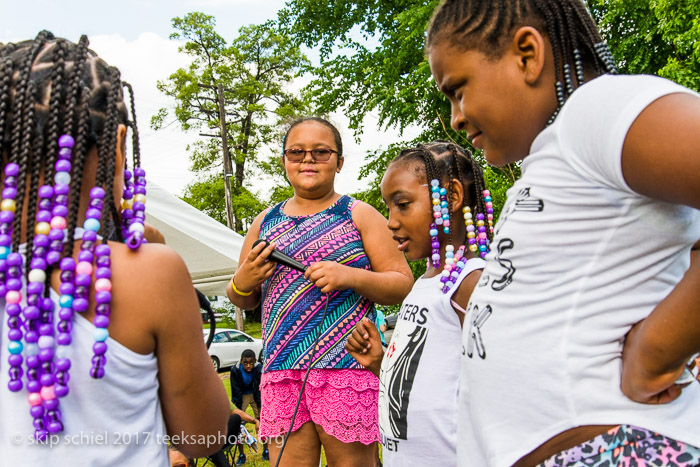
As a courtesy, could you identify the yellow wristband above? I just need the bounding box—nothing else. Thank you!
[230,275,253,296]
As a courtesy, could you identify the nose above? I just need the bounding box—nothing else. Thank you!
[386,211,399,231]
[302,151,315,163]
[450,101,467,132]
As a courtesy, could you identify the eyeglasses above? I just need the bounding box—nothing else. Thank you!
[283,148,338,162]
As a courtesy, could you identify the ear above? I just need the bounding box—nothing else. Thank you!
[115,124,127,171]
[336,155,344,173]
[511,26,547,85]
[449,178,465,213]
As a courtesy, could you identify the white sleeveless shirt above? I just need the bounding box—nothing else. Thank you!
[0,288,169,466]
[379,258,484,467]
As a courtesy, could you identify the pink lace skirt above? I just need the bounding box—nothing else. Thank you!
[259,369,380,445]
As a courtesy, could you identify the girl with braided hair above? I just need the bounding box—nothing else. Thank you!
[425,1,700,465]
[0,33,229,465]
[346,141,494,466]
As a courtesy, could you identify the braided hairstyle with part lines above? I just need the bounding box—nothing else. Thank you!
[427,0,618,123]
[0,32,140,439]
[389,141,493,254]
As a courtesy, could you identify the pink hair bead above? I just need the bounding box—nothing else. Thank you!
[94,278,111,292]
[50,217,67,230]
[28,392,43,406]
[40,385,56,400]
[5,290,21,304]
[76,261,93,276]
[443,219,450,227]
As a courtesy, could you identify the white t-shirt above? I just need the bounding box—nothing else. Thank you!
[457,74,700,467]
[0,289,169,466]
[380,258,484,467]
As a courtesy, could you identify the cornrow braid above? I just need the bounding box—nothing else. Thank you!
[24,107,43,269]
[427,0,617,123]
[63,90,90,258]
[45,40,66,183]
[62,35,89,136]
[0,58,12,147]
[101,70,122,243]
[122,82,140,169]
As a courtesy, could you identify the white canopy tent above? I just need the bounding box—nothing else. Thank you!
[145,182,243,296]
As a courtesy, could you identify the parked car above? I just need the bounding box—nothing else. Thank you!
[203,328,263,372]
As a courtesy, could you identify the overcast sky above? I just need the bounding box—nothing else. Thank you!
[1,0,422,196]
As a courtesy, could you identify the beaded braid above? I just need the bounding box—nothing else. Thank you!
[120,81,146,248]
[427,0,618,124]
[1,33,135,440]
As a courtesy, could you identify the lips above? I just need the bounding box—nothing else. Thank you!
[393,236,409,252]
[468,131,483,149]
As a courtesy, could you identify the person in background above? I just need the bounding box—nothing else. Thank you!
[230,348,267,463]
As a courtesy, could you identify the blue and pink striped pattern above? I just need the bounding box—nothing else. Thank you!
[259,196,376,371]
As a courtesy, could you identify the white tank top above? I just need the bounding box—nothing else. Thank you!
[379,258,484,467]
[0,289,169,466]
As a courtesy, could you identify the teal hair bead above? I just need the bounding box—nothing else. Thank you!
[84,218,100,231]
[479,244,487,252]
[485,196,492,202]
[59,295,73,308]
[8,340,23,354]
[439,188,447,196]
[93,327,109,342]
[0,246,9,259]
[444,227,450,234]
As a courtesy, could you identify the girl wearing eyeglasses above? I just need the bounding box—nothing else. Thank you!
[227,117,413,467]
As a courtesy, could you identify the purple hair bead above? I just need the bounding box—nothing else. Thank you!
[58,134,75,148]
[54,183,70,195]
[55,159,71,173]
[93,342,107,356]
[93,315,109,328]
[4,163,19,176]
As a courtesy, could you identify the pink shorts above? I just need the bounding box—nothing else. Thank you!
[259,369,380,445]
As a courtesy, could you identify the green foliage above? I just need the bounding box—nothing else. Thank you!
[588,0,700,92]
[280,1,516,228]
[154,13,310,233]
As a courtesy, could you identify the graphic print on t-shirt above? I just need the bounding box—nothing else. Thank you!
[379,323,428,440]
[467,186,544,360]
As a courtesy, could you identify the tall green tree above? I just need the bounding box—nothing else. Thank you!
[153,13,309,232]
[588,0,700,91]
[279,1,517,228]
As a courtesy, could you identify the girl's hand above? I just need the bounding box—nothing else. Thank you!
[621,320,692,404]
[345,317,384,377]
[234,241,277,293]
[304,261,353,293]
